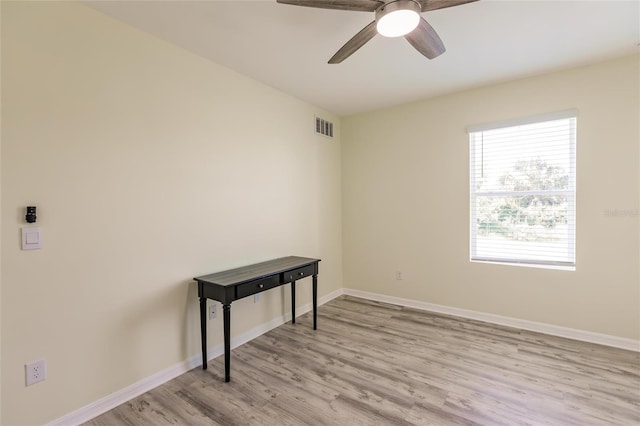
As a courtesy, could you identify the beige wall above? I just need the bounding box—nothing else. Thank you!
[1,2,342,425]
[343,55,639,341]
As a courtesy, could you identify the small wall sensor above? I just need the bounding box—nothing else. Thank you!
[25,206,37,223]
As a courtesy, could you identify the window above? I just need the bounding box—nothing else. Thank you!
[468,110,577,269]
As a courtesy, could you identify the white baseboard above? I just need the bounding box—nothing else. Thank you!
[48,286,636,425]
[343,288,640,352]
[46,288,344,426]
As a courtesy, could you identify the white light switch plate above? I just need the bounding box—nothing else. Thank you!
[21,227,41,250]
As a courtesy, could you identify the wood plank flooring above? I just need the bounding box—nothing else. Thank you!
[85,296,640,425]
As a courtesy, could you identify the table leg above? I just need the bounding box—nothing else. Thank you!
[199,297,207,370]
[223,303,231,382]
[313,274,318,330]
[291,280,296,324]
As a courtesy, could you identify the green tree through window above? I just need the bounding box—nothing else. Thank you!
[478,158,568,241]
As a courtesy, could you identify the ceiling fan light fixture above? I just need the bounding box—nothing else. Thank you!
[376,0,421,38]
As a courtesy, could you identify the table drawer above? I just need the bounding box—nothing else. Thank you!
[236,276,280,299]
[281,264,315,283]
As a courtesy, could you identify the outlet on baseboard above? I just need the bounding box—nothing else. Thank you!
[396,271,403,280]
[25,359,46,386]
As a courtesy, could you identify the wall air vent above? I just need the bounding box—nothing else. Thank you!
[315,116,334,138]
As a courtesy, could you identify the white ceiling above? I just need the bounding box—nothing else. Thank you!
[86,0,639,116]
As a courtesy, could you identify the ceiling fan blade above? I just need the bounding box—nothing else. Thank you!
[276,0,382,12]
[328,21,378,64]
[419,0,478,13]
[404,17,445,60]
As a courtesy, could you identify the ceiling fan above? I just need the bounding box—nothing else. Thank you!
[276,0,478,63]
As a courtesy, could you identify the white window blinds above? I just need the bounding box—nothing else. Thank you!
[468,110,577,269]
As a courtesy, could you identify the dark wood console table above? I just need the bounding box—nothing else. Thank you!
[194,256,320,382]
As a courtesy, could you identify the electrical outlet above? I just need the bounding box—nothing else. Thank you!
[396,271,403,280]
[208,304,217,320]
[25,359,46,386]
[254,293,261,303]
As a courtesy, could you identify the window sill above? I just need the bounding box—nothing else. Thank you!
[470,259,575,271]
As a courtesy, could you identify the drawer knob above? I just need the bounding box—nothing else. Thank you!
[258,284,264,289]
[298,272,304,276]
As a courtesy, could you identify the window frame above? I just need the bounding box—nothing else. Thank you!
[468,110,577,270]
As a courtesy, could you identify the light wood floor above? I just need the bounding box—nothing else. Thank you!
[85,295,640,425]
